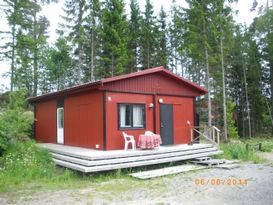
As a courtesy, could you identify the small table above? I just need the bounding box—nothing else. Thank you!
[138,134,162,149]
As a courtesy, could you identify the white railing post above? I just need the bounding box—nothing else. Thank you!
[217,130,220,145]
[187,121,193,143]
[187,123,221,149]
[191,127,193,143]
[212,126,220,148]
[212,127,215,142]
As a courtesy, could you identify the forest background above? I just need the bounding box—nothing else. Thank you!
[1,0,273,139]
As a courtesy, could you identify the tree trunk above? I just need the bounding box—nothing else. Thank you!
[270,63,273,135]
[10,22,16,92]
[78,46,82,83]
[221,38,228,141]
[205,46,212,130]
[111,54,114,77]
[90,28,95,82]
[33,10,38,96]
[147,41,150,69]
[242,54,252,137]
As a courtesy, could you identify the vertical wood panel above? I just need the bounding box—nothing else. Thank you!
[105,92,154,150]
[64,91,103,149]
[103,73,201,96]
[35,100,56,143]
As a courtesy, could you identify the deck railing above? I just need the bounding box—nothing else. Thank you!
[187,122,221,149]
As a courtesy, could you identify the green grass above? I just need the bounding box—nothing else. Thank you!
[0,140,90,192]
[1,137,272,194]
[218,143,262,163]
[243,137,273,152]
[218,137,273,163]
[0,140,177,193]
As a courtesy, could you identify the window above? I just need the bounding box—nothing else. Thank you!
[57,108,64,129]
[119,104,145,129]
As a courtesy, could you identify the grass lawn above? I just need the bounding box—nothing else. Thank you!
[0,137,273,194]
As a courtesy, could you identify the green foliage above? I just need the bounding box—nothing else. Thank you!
[0,141,55,181]
[0,140,80,192]
[0,91,34,151]
[40,38,73,91]
[2,0,273,138]
[156,7,168,68]
[243,137,273,152]
[226,100,239,139]
[139,0,159,69]
[219,142,261,163]
[127,0,141,72]
[99,0,129,77]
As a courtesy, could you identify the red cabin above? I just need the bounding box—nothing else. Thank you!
[29,66,207,150]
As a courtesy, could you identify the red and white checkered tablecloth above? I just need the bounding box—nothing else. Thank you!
[137,134,162,149]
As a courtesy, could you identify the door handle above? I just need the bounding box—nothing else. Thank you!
[161,123,164,128]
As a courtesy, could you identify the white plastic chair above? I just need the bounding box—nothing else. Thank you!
[122,132,136,151]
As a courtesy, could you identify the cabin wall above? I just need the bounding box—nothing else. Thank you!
[103,73,201,96]
[64,91,103,149]
[35,100,57,143]
[105,92,154,150]
[105,92,194,150]
[155,96,194,144]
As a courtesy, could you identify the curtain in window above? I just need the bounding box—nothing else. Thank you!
[120,105,126,127]
[133,105,143,127]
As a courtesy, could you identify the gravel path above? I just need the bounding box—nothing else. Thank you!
[1,163,273,205]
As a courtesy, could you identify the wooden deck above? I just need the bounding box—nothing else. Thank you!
[39,143,223,173]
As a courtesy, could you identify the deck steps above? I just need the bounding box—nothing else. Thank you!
[41,143,215,160]
[191,158,240,169]
[51,147,218,167]
[40,143,223,173]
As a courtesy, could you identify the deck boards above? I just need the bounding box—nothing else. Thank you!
[130,165,206,179]
[39,143,214,160]
[51,147,217,166]
[39,143,223,173]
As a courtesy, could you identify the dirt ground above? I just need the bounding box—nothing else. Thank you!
[1,160,273,205]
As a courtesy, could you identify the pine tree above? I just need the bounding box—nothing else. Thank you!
[127,0,141,72]
[0,0,31,92]
[39,37,73,92]
[98,0,129,77]
[58,0,87,84]
[155,6,168,68]
[139,0,158,69]
[183,0,214,129]
[169,0,184,75]
[256,7,273,135]
[84,0,101,82]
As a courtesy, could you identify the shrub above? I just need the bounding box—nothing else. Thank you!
[0,90,34,152]
[243,137,273,152]
[226,101,239,139]
[0,141,55,190]
[220,142,261,162]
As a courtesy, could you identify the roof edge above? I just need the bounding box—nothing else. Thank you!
[28,81,102,103]
[101,66,165,84]
[28,66,207,103]
[160,68,208,94]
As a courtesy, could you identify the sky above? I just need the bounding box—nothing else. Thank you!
[0,0,268,92]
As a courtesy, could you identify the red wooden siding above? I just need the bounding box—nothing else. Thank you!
[105,92,154,150]
[64,91,103,149]
[155,96,194,144]
[32,67,204,150]
[105,92,194,150]
[102,73,202,96]
[35,100,56,143]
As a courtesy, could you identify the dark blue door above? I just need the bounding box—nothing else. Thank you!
[160,104,173,145]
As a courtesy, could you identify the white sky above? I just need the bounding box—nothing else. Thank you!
[0,0,269,92]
